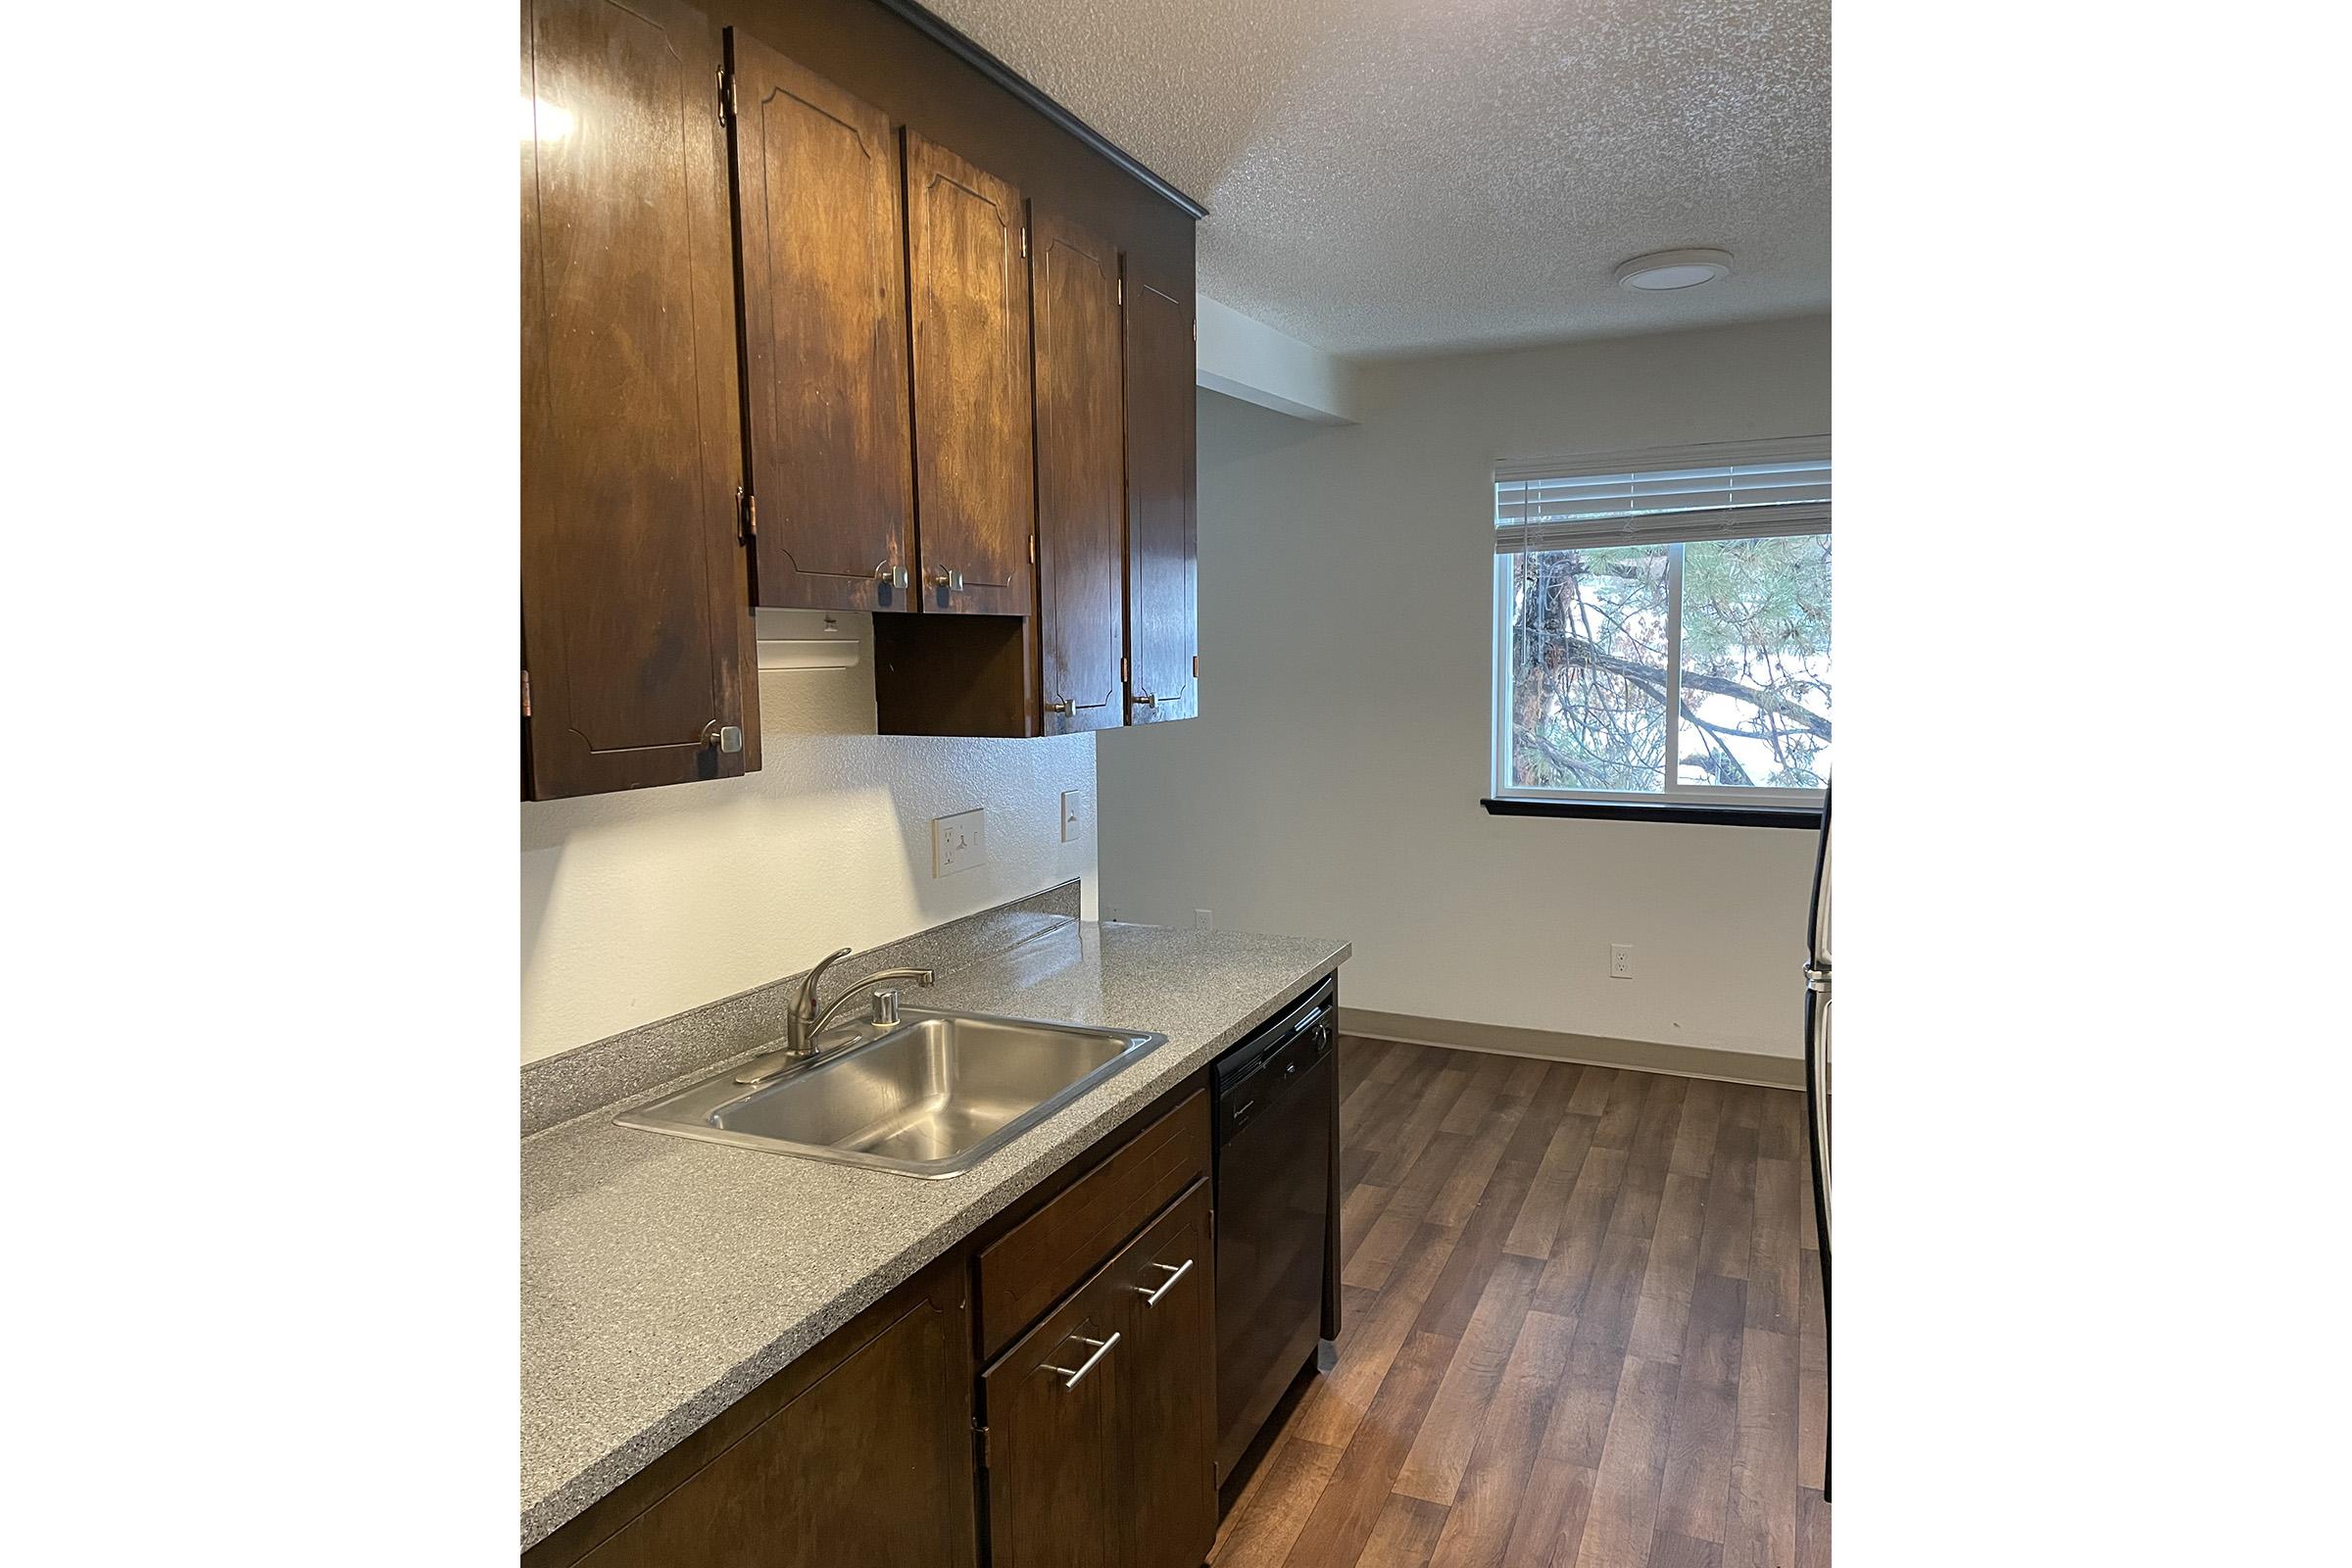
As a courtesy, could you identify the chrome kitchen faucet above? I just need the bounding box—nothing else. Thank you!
[735,948,934,1086]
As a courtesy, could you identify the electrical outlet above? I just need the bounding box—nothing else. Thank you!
[1194,909,1213,930]
[1060,790,1083,843]
[1609,944,1635,980]
[931,808,987,877]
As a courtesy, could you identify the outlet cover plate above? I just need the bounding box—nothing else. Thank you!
[932,808,987,877]
[1609,943,1635,979]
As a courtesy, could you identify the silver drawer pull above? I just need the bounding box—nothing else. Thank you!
[1138,1257,1195,1307]
[1042,1331,1120,1389]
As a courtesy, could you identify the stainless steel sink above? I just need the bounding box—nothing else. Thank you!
[616,1009,1166,1178]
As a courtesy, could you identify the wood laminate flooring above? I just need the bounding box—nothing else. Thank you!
[1212,1037,1827,1568]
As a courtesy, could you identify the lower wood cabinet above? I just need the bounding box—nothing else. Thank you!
[1107,1182,1219,1568]
[980,1180,1217,1568]
[525,1087,1223,1568]
[522,1258,976,1568]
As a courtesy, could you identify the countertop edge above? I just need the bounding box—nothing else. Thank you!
[519,940,1350,1550]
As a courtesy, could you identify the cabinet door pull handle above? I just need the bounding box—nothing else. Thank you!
[1044,698,1075,715]
[1042,1331,1120,1389]
[931,566,964,594]
[703,721,743,754]
[1138,1257,1194,1306]
[872,561,909,588]
[1132,691,1159,708]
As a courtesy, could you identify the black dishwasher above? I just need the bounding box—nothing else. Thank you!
[1211,975,1340,1486]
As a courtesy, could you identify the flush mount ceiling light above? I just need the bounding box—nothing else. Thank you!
[1614,248,1734,292]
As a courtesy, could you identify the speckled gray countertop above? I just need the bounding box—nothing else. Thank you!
[520,919,1348,1550]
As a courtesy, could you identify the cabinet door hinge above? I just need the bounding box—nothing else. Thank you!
[738,485,757,541]
[1020,224,1029,259]
[1120,657,1130,682]
[1028,533,1036,565]
[521,670,532,717]
[717,67,733,126]
[1192,653,1200,677]
[1116,276,1125,306]
[973,1420,992,1467]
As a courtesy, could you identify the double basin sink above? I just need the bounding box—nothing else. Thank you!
[618,1010,1166,1179]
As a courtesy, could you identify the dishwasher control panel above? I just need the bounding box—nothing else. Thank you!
[1212,980,1336,1139]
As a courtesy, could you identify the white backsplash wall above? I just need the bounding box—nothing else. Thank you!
[521,613,1099,1063]
[1098,317,1829,1059]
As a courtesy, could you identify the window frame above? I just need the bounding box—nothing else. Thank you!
[1488,533,1830,812]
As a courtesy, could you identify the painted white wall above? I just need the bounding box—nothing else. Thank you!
[1196,295,1362,425]
[521,613,1098,1062]
[1099,316,1830,1058]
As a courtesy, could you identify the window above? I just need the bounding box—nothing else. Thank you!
[1491,437,1831,810]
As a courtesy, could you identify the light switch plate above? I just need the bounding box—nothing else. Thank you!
[1060,790,1082,843]
[932,808,987,877]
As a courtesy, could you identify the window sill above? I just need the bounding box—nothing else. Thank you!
[1479,797,1824,829]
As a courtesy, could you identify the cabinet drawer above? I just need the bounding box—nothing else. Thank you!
[976,1089,1207,1358]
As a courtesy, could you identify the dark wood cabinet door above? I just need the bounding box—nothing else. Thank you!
[904,129,1036,617]
[981,1275,1123,1568]
[725,30,914,612]
[541,1262,977,1568]
[1112,1180,1218,1568]
[983,1182,1216,1568]
[1123,257,1198,724]
[520,0,757,800]
[1029,207,1126,732]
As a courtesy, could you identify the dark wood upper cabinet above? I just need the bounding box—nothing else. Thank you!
[724,30,914,612]
[903,128,1037,618]
[520,0,758,800]
[1029,208,1126,732]
[522,0,1201,772]
[1123,257,1199,725]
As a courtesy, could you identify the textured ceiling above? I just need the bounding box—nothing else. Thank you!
[925,0,1830,359]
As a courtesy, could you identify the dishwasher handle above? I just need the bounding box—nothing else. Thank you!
[1219,1021,1334,1139]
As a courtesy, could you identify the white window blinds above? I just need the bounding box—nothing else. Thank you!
[1494,435,1830,554]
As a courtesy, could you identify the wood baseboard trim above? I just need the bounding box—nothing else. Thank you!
[1338,1006,1803,1090]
